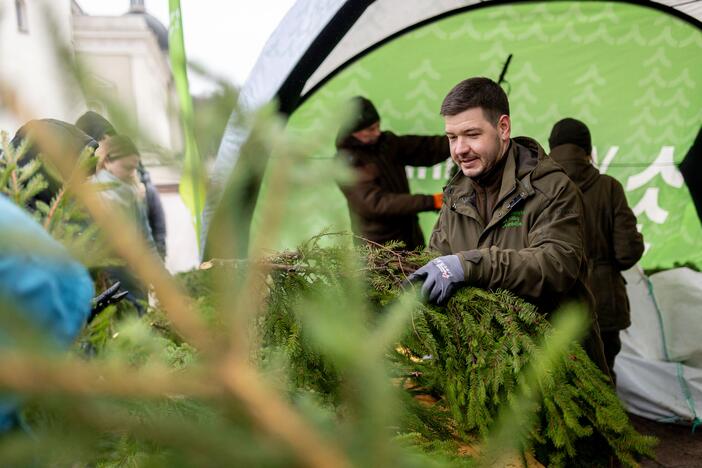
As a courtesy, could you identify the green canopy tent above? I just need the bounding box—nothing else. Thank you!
[203,0,702,271]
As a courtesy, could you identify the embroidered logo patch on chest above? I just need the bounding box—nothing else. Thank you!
[501,210,524,228]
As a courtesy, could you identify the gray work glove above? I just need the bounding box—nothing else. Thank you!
[408,255,465,305]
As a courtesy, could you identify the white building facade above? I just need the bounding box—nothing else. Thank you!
[0,0,182,153]
[72,0,182,152]
[0,0,197,272]
[0,0,80,132]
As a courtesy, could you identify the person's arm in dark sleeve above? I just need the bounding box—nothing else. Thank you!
[340,164,436,218]
[609,178,644,270]
[389,132,450,167]
[145,181,167,259]
[457,180,585,302]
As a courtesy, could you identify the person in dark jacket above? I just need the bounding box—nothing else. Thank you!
[549,118,644,379]
[10,119,98,210]
[335,96,449,250]
[408,77,608,374]
[76,111,167,259]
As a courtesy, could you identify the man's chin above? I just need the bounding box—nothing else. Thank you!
[460,165,484,178]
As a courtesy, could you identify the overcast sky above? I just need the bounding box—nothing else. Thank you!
[76,0,297,94]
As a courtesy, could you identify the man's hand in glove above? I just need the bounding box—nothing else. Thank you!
[407,255,465,305]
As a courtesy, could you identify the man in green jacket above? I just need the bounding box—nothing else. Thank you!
[549,118,644,379]
[408,77,607,373]
[335,96,448,250]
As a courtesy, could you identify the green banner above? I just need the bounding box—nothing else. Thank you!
[169,0,205,252]
[267,1,702,270]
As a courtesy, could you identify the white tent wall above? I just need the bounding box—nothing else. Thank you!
[303,0,470,95]
[200,0,351,254]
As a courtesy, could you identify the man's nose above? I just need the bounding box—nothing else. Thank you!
[454,137,470,156]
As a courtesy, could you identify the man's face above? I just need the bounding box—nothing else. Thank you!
[444,108,511,178]
[351,121,381,145]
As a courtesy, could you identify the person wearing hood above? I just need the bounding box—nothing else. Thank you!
[76,111,168,260]
[9,119,98,210]
[334,96,449,251]
[549,118,644,379]
[409,77,608,374]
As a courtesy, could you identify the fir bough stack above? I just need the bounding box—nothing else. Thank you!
[0,131,109,268]
[254,241,656,467]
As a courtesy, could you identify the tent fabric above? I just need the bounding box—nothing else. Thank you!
[203,0,702,267]
[680,126,702,221]
[200,0,370,253]
[615,268,702,426]
[275,1,702,268]
[303,0,702,96]
[302,0,470,95]
[201,0,345,252]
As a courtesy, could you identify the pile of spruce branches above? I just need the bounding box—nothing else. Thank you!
[202,238,656,467]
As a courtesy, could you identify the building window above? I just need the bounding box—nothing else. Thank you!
[16,0,29,33]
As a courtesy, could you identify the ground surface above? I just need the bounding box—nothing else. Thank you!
[631,414,701,468]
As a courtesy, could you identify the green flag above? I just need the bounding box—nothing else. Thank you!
[169,0,205,252]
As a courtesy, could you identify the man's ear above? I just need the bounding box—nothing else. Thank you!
[498,115,511,141]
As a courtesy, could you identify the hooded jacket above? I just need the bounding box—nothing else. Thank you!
[430,137,593,317]
[550,144,644,330]
[335,130,449,250]
[429,137,607,370]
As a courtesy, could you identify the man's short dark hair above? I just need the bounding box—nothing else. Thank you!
[440,77,510,125]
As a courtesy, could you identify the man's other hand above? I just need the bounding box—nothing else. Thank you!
[408,255,464,305]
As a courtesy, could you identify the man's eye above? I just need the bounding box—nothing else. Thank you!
[447,135,456,141]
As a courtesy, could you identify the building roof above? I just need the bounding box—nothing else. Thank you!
[126,10,169,51]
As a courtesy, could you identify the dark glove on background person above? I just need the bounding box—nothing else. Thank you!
[408,255,465,305]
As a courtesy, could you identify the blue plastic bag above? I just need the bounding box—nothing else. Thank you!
[0,195,94,432]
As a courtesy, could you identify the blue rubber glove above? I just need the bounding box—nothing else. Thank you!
[408,255,465,305]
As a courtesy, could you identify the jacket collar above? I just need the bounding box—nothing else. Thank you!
[445,138,543,230]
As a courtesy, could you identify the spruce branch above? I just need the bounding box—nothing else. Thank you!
[43,188,65,229]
